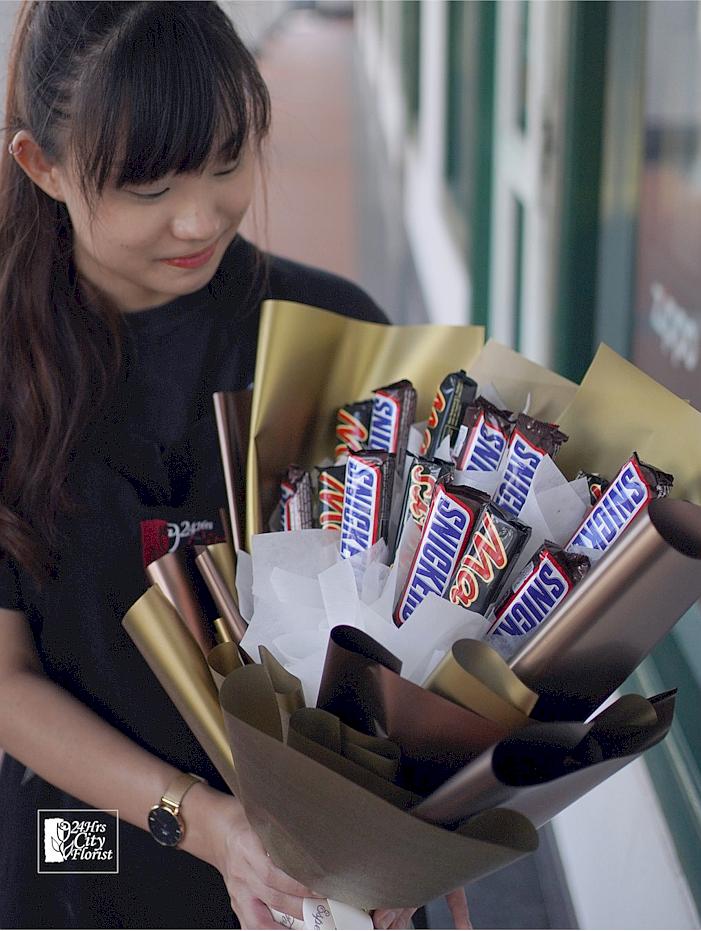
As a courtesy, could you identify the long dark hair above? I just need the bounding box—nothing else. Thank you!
[0,1,271,587]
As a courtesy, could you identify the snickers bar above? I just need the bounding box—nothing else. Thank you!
[280,466,314,531]
[489,543,590,638]
[335,400,373,459]
[394,484,490,626]
[368,380,417,467]
[339,451,395,559]
[455,397,512,471]
[419,370,477,459]
[317,464,346,532]
[567,452,673,554]
[493,414,568,517]
[446,502,531,616]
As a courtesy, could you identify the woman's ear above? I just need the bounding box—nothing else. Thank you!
[8,129,68,203]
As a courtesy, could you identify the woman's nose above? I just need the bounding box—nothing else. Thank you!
[171,202,222,242]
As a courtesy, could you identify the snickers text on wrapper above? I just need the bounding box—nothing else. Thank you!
[489,544,590,638]
[567,452,673,554]
[455,398,512,472]
[493,415,568,518]
[340,451,394,559]
[394,484,489,626]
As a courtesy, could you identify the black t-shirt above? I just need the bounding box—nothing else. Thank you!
[0,234,387,929]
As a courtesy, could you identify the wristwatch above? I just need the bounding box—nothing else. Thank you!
[148,771,207,847]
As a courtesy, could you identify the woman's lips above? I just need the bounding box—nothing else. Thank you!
[160,241,217,269]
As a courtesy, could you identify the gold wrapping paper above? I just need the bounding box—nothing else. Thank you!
[246,301,485,544]
[219,663,538,909]
[122,585,237,792]
[422,639,538,728]
[259,646,306,739]
[510,498,701,719]
[556,343,701,502]
[207,640,245,691]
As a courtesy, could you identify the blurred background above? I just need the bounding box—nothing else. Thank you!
[1,0,700,927]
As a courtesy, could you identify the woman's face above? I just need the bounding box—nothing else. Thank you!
[56,140,256,313]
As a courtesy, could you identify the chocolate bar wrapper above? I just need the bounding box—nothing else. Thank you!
[454,397,513,472]
[420,370,478,460]
[335,400,373,458]
[488,543,590,639]
[575,470,610,505]
[368,380,417,469]
[316,464,346,532]
[446,502,531,616]
[394,483,491,626]
[493,414,568,518]
[392,456,454,557]
[566,452,673,555]
[340,451,395,559]
[280,466,314,531]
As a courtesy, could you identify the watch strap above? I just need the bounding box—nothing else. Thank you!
[161,771,206,811]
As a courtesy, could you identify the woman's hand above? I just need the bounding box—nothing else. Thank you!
[373,887,472,930]
[208,793,316,929]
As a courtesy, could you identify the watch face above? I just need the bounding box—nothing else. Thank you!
[148,806,183,847]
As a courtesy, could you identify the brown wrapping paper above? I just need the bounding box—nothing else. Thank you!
[122,585,238,792]
[317,626,515,792]
[422,639,538,728]
[258,646,306,741]
[219,663,538,910]
[145,549,217,655]
[413,690,675,830]
[207,640,245,691]
[246,301,485,544]
[195,544,248,645]
[213,390,251,554]
[510,498,701,719]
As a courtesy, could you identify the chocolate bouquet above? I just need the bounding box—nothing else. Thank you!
[122,301,701,927]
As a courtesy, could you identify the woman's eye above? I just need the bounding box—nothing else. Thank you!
[129,188,169,200]
[215,165,239,176]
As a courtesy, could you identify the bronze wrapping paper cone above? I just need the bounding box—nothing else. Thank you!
[195,545,248,645]
[316,626,402,734]
[213,390,251,554]
[220,664,537,910]
[316,627,515,791]
[413,691,675,831]
[146,549,217,655]
[246,301,485,544]
[122,585,238,793]
[510,498,701,719]
[423,639,538,728]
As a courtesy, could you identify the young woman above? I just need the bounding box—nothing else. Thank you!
[0,3,469,929]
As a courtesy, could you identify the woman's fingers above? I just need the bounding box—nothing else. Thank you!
[373,907,417,929]
[445,887,472,929]
[234,894,286,930]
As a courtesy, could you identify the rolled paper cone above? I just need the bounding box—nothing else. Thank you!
[208,639,245,691]
[122,585,237,793]
[145,549,217,656]
[413,690,675,831]
[212,617,233,645]
[195,546,248,645]
[213,390,249,555]
[422,639,538,729]
[510,498,701,719]
[206,541,238,598]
